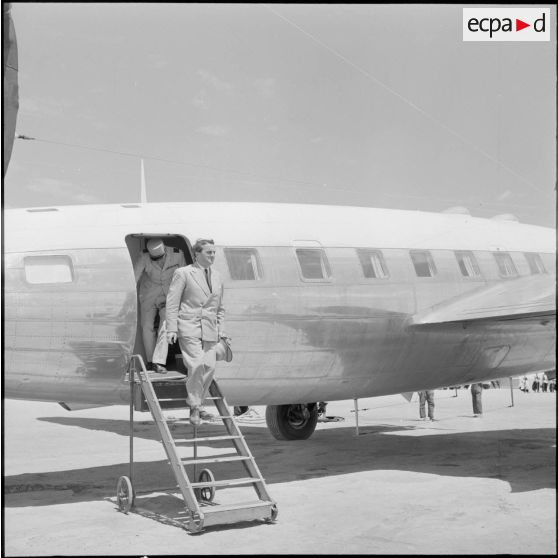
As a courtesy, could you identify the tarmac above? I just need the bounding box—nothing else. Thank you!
[2,387,556,555]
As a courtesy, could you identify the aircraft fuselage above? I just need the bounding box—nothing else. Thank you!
[3,202,555,406]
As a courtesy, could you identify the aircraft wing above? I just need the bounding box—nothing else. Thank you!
[411,274,555,325]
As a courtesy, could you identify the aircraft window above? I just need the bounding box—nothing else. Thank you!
[492,252,518,277]
[454,251,481,277]
[224,248,263,280]
[356,249,389,279]
[409,250,437,277]
[524,252,547,274]
[24,255,74,284]
[295,248,331,280]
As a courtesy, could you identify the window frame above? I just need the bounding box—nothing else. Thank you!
[223,247,264,281]
[356,248,390,279]
[294,247,332,282]
[409,250,437,278]
[523,252,547,275]
[492,252,519,278]
[454,250,482,278]
[23,255,75,285]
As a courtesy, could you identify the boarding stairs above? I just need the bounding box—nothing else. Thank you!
[119,354,277,533]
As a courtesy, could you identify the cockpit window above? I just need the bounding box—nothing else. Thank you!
[24,255,74,284]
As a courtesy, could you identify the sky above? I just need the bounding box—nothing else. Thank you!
[4,3,557,227]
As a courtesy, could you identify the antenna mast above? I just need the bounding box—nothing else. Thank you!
[140,158,147,203]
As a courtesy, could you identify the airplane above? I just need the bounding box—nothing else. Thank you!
[3,201,555,440]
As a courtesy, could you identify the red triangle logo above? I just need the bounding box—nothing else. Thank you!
[516,19,530,31]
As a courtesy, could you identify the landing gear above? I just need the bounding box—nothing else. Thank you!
[265,403,318,440]
[116,476,134,513]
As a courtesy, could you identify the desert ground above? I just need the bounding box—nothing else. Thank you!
[3,387,556,555]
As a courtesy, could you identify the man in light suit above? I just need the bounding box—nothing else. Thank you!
[166,239,226,425]
[134,238,185,371]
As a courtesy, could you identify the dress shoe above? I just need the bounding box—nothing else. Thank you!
[190,407,201,426]
[199,409,216,421]
[153,363,167,374]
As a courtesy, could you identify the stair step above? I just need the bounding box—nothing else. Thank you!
[176,435,241,444]
[159,401,189,410]
[202,500,272,514]
[127,358,276,531]
[165,418,231,426]
[133,379,188,412]
[167,416,235,424]
[182,455,250,465]
[201,501,275,527]
[143,372,187,382]
[190,477,261,488]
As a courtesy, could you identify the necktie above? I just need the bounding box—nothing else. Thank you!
[204,268,212,292]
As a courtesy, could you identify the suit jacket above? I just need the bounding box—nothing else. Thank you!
[165,263,225,342]
[134,246,185,305]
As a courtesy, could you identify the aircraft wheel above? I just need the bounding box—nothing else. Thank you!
[265,403,318,440]
[116,476,134,514]
[195,468,215,502]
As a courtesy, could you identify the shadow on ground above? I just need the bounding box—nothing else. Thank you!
[4,413,555,509]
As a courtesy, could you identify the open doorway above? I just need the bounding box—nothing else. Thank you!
[125,234,193,369]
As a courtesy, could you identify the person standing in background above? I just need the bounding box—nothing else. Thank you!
[418,390,435,421]
[532,374,541,393]
[471,382,483,417]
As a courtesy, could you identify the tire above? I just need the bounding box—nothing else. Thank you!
[194,468,215,503]
[116,476,134,513]
[265,403,318,440]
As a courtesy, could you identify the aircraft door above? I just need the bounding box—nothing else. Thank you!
[125,234,192,366]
